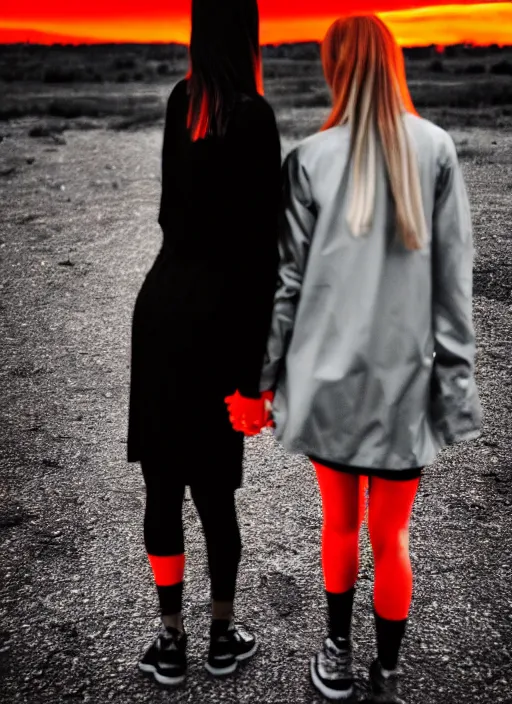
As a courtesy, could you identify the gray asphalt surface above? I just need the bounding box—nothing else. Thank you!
[0,120,511,704]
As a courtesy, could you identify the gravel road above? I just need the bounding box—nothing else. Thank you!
[0,119,511,704]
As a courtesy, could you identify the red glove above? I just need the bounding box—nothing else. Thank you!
[224,390,274,436]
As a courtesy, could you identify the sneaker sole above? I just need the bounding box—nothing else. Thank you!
[205,660,238,677]
[138,662,186,686]
[205,640,259,677]
[310,657,355,701]
[236,640,259,662]
[154,670,186,686]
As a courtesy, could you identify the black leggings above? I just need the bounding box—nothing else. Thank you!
[142,461,242,614]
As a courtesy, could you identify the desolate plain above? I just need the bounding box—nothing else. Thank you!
[1,47,511,703]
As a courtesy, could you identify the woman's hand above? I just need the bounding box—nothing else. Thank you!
[262,390,274,421]
[225,390,274,436]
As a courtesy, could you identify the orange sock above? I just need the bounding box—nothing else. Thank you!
[147,553,185,587]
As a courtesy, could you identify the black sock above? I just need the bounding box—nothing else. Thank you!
[326,587,355,641]
[157,582,183,616]
[374,610,407,671]
[210,618,232,639]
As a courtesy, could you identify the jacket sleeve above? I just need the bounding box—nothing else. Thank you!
[430,134,482,444]
[259,147,317,392]
[230,100,283,399]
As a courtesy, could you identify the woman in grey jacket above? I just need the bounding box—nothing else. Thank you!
[227,14,481,704]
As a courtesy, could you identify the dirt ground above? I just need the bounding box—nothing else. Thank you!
[0,113,511,704]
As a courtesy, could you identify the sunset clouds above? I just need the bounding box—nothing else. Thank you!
[0,1,511,45]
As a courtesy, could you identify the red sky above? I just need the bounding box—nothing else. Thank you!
[1,1,511,46]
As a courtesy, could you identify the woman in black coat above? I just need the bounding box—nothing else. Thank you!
[127,0,281,687]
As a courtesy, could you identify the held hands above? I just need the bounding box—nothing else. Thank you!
[224,390,274,436]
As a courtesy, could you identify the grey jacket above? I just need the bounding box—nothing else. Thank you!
[260,113,482,472]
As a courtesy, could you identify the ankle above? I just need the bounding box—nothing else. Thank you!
[329,634,351,650]
[162,613,184,633]
[380,665,398,679]
[374,610,407,675]
[211,599,234,622]
[326,587,355,645]
[210,618,233,638]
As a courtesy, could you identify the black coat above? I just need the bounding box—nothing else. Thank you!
[127,79,282,488]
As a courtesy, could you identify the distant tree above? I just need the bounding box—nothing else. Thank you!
[290,42,320,60]
[403,46,435,60]
[43,66,80,83]
[261,42,320,61]
[157,62,171,76]
[114,57,136,70]
[463,63,486,75]
[429,59,444,73]
[490,59,512,75]
[170,44,188,60]
[261,45,276,59]
[469,46,490,57]
[444,45,461,58]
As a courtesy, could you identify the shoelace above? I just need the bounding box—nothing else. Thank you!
[232,624,252,643]
[320,640,352,677]
[379,670,400,691]
[159,630,180,652]
[214,624,251,648]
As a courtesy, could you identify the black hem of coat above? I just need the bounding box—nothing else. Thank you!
[308,456,423,481]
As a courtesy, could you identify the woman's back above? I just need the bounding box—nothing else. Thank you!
[283,113,453,355]
[129,79,282,468]
[263,113,480,470]
[158,79,281,262]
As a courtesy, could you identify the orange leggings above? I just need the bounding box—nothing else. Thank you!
[313,462,420,621]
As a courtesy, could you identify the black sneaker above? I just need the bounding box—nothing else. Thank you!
[138,626,187,686]
[205,621,258,677]
[310,636,355,701]
[369,659,405,704]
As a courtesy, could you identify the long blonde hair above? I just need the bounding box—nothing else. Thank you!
[321,15,427,250]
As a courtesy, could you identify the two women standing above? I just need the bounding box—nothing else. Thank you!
[127,1,481,701]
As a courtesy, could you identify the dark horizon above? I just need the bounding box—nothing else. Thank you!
[2,40,511,51]
[0,26,511,51]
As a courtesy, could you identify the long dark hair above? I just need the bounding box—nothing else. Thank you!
[187,0,264,141]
